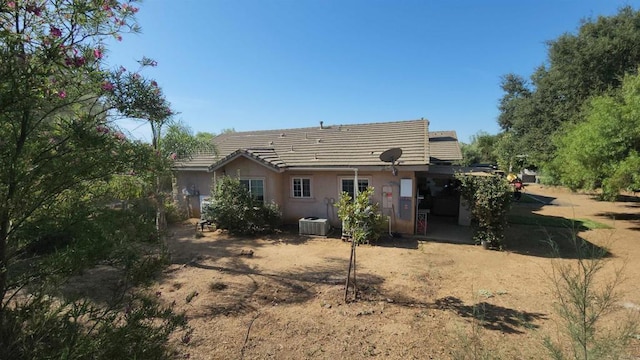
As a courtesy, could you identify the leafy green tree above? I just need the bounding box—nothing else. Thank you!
[106,64,176,232]
[552,71,640,199]
[458,131,499,167]
[163,121,216,158]
[0,1,188,358]
[219,127,236,134]
[497,6,640,170]
[335,187,384,245]
[497,74,532,132]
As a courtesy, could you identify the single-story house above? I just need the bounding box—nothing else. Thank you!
[171,118,463,235]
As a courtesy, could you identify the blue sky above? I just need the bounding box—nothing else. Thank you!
[108,0,639,143]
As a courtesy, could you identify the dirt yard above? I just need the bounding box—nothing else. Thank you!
[159,184,640,359]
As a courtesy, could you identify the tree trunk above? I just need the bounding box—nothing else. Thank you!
[0,211,10,323]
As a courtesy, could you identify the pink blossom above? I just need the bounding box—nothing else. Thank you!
[96,125,110,134]
[169,153,177,160]
[93,48,103,59]
[57,90,66,99]
[74,57,86,67]
[151,80,158,87]
[119,65,126,73]
[7,2,15,8]
[114,131,126,141]
[130,6,139,13]
[101,81,114,91]
[26,4,42,16]
[116,34,122,41]
[50,26,62,38]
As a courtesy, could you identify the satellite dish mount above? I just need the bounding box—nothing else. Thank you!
[379,148,403,176]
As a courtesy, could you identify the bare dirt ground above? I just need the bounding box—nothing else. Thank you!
[160,184,640,359]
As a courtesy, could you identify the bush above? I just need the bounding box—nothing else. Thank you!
[165,200,188,224]
[456,173,511,248]
[1,291,188,360]
[335,187,383,244]
[207,177,281,235]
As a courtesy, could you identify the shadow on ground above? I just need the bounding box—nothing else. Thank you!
[434,296,546,334]
[595,211,640,231]
[372,235,419,249]
[507,195,612,258]
[505,224,610,259]
[356,288,546,335]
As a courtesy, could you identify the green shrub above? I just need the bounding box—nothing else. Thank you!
[207,177,281,235]
[335,187,383,244]
[544,235,638,359]
[456,173,512,248]
[0,291,188,360]
[164,200,188,224]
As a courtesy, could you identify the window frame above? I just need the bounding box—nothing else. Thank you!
[291,176,313,199]
[339,177,371,200]
[239,177,265,202]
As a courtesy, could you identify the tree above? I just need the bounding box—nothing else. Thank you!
[335,187,383,245]
[497,74,531,132]
[458,131,499,167]
[106,64,176,232]
[162,121,216,158]
[219,127,236,134]
[334,187,384,301]
[497,6,640,171]
[0,2,187,357]
[552,71,640,200]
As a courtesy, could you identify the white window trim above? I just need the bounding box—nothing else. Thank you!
[239,177,266,202]
[291,176,313,199]
[339,177,371,198]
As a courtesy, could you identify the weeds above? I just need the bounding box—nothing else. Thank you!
[185,290,199,304]
[451,301,495,360]
[544,234,638,359]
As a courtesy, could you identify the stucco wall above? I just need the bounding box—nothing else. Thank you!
[173,161,418,234]
[284,170,416,234]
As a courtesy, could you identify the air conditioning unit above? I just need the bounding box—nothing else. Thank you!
[299,217,330,236]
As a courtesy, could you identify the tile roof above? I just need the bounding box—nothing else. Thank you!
[428,131,463,163]
[173,119,461,171]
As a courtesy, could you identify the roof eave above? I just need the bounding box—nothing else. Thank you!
[209,150,284,173]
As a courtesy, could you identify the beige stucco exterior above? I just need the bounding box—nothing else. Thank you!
[173,157,419,234]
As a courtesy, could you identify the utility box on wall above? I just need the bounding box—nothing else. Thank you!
[399,178,413,220]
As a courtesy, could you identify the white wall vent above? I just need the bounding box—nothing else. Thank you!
[299,217,330,236]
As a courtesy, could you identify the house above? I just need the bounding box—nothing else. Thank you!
[171,119,462,235]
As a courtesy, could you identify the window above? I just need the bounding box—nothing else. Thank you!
[340,178,369,199]
[239,178,264,202]
[292,177,312,198]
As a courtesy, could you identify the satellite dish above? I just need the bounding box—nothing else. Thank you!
[379,148,402,176]
[379,147,403,163]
